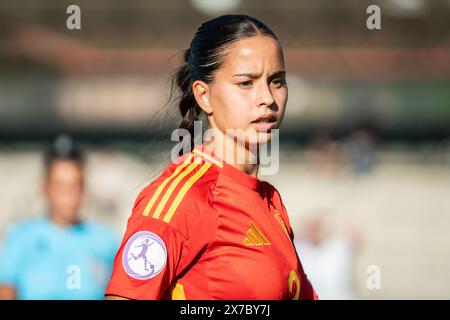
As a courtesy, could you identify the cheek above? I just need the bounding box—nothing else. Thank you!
[211,85,253,130]
[272,82,287,102]
[273,88,288,118]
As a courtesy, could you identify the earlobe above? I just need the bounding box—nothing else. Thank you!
[192,80,213,114]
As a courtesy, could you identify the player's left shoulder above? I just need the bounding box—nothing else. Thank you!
[260,180,280,196]
[260,181,286,210]
[261,181,294,232]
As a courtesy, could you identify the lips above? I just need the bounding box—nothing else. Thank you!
[252,114,277,123]
[251,114,277,130]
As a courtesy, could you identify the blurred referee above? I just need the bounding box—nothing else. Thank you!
[0,134,118,299]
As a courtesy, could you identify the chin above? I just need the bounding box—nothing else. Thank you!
[225,126,277,149]
[246,131,274,146]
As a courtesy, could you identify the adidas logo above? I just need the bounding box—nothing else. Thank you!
[243,221,270,246]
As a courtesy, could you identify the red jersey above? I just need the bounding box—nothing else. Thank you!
[105,145,318,300]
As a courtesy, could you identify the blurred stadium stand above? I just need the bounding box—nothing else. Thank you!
[0,0,449,141]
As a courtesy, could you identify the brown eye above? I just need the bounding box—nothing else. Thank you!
[271,78,286,88]
[239,80,253,88]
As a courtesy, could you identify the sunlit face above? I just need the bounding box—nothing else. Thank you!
[44,160,84,225]
[207,35,288,145]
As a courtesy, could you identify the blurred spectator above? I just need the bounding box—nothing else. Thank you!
[0,134,118,300]
[307,132,346,177]
[294,212,362,300]
[344,126,378,174]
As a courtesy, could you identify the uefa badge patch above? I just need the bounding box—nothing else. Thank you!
[122,231,167,280]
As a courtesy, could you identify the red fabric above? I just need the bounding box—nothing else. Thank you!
[106,145,317,300]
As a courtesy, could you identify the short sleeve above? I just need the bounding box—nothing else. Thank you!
[0,224,24,286]
[104,215,187,300]
[105,186,217,300]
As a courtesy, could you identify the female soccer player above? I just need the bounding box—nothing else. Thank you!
[105,14,318,300]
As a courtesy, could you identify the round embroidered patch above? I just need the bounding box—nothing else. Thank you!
[122,231,167,280]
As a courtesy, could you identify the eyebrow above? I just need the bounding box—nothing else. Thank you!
[233,70,286,79]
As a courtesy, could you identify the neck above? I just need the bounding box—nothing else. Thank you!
[48,212,79,228]
[203,133,260,177]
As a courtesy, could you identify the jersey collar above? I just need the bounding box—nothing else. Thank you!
[193,144,262,192]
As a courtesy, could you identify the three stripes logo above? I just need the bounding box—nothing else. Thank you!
[243,221,270,246]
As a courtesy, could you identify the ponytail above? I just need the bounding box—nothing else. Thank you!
[175,48,199,152]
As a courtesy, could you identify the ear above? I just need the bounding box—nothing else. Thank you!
[192,80,213,114]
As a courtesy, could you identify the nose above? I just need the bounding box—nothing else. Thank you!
[256,82,275,108]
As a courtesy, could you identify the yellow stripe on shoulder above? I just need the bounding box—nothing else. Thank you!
[142,153,194,216]
[152,156,203,219]
[163,162,212,223]
[193,148,223,168]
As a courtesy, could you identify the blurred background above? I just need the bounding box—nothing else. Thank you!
[0,0,449,299]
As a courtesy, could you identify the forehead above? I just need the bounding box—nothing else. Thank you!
[47,159,83,177]
[219,35,284,75]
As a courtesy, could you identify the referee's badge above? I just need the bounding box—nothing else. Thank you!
[122,231,167,280]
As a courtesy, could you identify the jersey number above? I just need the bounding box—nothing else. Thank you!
[288,269,300,300]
